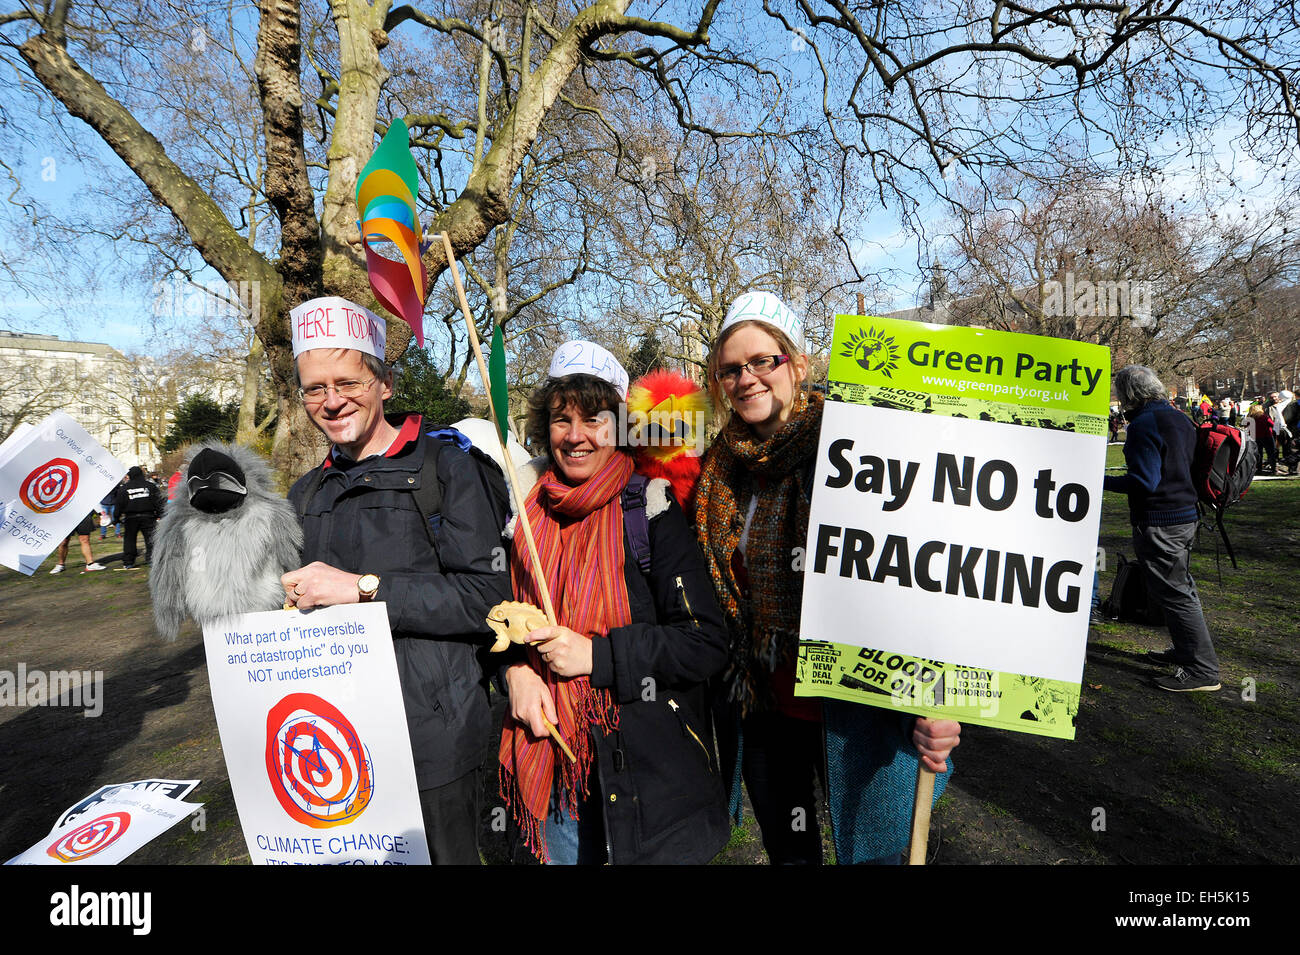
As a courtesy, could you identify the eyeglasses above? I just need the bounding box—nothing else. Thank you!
[714,354,790,385]
[298,378,376,403]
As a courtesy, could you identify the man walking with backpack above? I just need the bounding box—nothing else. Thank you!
[1105,365,1221,692]
[280,295,512,863]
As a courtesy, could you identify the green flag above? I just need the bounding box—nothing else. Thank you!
[489,323,508,443]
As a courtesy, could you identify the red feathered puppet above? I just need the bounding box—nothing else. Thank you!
[625,369,711,515]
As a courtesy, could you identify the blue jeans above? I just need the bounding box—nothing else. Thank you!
[544,775,606,865]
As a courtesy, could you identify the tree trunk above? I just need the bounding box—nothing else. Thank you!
[256,0,328,477]
[320,0,390,307]
[236,333,265,443]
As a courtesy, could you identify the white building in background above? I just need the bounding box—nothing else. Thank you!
[0,331,172,470]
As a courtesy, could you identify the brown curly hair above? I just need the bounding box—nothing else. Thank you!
[525,374,628,460]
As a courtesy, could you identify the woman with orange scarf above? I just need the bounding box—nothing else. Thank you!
[499,341,730,864]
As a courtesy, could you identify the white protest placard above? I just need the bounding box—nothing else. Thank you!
[49,779,201,834]
[0,412,126,575]
[796,316,1110,739]
[803,401,1105,679]
[202,602,430,865]
[0,423,35,470]
[6,787,202,865]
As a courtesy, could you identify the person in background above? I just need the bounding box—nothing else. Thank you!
[1251,402,1277,473]
[167,469,183,502]
[114,466,163,570]
[1219,396,1235,426]
[49,511,107,574]
[1106,365,1221,693]
[1268,391,1293,462]
[97,495,117,539]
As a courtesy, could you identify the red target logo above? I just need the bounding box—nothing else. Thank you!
[20,458,79,513]
[265,693,373,828]
[46,811,131,862]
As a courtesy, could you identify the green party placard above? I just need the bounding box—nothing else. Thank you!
[796,642,1079,740]
[829,316,1111,417]
[794,315,1110,740]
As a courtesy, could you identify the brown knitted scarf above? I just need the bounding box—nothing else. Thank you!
[695,391,824,715]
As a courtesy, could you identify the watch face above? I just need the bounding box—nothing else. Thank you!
[359,574,380,595]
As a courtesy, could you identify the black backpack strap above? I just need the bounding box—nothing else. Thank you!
[410,437,443,550]
[621,472,652,574]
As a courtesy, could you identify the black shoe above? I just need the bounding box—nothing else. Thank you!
[1154,668,1220,692]
[1146,648,1179,665]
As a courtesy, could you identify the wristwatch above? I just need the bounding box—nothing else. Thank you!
[358,574,380,602]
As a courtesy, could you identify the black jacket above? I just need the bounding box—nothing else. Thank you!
[539,479,731,864]
[114,467,162,518]
[289,417,512,790]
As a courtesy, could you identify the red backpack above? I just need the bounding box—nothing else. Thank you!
[1191,422,1259,567]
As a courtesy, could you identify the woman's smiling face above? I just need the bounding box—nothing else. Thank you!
[716,324,808,439]
[549,400,617,483]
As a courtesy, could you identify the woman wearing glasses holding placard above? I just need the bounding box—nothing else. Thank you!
[694,291,961,865]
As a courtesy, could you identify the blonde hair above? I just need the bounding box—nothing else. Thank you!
[705,319,810,421]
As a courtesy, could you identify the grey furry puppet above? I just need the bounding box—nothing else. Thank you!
[150,442,303,641]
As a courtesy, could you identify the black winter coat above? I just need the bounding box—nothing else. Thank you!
[115,467,162,518]
[289,417,512,790]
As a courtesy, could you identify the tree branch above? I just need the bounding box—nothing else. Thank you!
[18,31,275,296]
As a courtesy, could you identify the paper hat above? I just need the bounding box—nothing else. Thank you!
[290,296,386,360]
[719,291,804,347]
[548,340,630,399]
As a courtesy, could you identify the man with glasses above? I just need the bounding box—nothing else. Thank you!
[281,295,511,864]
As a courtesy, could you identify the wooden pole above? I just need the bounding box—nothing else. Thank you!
[438,232,574,763]
[908,765,936,864]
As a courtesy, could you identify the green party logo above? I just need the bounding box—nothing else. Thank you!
[840,326,900,378]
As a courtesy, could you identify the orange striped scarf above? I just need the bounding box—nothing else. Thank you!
[498,451,634,861]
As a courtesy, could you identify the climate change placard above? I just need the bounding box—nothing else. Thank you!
[0,412,126,575]
[795,316,1110,739]
[202,603,430,864]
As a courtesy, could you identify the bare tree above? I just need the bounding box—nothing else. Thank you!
[0,359,86,441]
[5,0,736,473]
[764,2,1300,231]
[939,168,1300,385]
[4,1,1299,476]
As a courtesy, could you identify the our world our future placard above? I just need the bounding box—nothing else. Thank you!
[795,316,1110,739]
